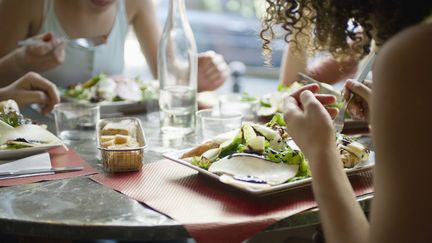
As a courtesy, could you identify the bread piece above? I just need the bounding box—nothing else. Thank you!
[101,140,115,148]
[181,142,220,159]
[101,121,132,136]
[114,134,129,145]
[100,135,115,143]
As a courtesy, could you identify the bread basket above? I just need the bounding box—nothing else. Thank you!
[97,117,147,172]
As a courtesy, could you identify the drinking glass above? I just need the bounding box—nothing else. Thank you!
[218,93,258,121]
[196,109,243,142]
[53,103,100,141]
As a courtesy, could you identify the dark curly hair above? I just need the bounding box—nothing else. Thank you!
[260,0,432,64]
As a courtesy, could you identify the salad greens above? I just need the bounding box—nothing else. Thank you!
[62,73,157,103]
[0,111,31,128]
[240,92,258,103]
[190,113,311,181]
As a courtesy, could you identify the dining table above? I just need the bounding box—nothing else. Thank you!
[0,104,373,242]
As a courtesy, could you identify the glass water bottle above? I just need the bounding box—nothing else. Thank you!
[158,0,198,135]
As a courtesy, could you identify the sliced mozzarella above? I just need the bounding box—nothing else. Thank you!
[209,155,298,186]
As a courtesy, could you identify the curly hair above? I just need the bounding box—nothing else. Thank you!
[260,0,432,64]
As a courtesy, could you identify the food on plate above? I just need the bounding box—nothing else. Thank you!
[257,81,343,118]
[180,141,220,159]
[180,113,370,188]
[97,118,146,172]
[181,113,311,187]
[0,99,32,128]
[0,99,20,114]
[62,73,157,104]
[0,124,63,150]
[337,135,370,168]
[0,100,63,150]
[209,154,299,186]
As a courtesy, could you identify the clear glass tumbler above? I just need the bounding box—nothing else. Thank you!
[196,109,243,142]
[53,103,100,141]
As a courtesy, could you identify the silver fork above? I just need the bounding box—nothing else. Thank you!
[18,36,107,49]
[333,53,377,133]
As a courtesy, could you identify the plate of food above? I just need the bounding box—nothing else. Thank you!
[61,74,158,116]
[0,100,65,160]
[164,113,374,196]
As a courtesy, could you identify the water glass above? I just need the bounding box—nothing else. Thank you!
[53,103,100,141]
[218,93,258,121]
[196,109,243,142]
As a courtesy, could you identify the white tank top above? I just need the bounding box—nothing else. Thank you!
[38,0,129,87]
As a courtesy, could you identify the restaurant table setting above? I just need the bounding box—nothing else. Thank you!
[91,159,373,243]
[0,96,375,242]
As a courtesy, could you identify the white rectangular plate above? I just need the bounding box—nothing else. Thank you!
[164,150,375,196]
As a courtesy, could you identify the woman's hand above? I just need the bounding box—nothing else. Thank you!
[342,79,372,122]
[283,84,338,159]
[16,32,65,73]
[197,51,229,92]
[0,72,60,114]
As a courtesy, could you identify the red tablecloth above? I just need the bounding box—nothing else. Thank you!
[91,159,373,243]
[0,147,97,187]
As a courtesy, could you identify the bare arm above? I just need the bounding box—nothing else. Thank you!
[127,0,159,79]
[370,24,432,243]
[0,0,36,84]
[283,85,369,243]
[280,44,358,86]
[0,0,63,86]
[279,43,308,86]
[308,57,358,84]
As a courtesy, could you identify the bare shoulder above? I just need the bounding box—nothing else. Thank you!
[374,24,432,94]
[377,24,432,76]
[124,0,155,23]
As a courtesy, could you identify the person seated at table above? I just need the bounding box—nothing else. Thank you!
[0,72,59,114]
[0,0,229,92]
[261,1,432,243]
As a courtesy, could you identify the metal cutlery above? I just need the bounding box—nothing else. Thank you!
[18,36,107,49]
[333,53,377,133]
[297,72,342,98]
[0,166,84,179]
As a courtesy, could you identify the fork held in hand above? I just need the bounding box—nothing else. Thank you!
[333,53,377,133]
[18,36,107,49]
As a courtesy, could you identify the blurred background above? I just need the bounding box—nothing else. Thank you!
[124,0,283,95]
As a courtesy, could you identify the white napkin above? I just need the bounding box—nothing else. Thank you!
[0,152,52,179]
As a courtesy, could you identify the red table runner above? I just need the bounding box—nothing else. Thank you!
[0,147,97,187]
[91,160,373,243]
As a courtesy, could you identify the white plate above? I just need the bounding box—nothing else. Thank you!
[0,144,63,160]
[163,150,375,196]
[61,97,157,117]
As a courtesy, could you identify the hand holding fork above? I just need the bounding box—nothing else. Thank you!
[333,53,377,133]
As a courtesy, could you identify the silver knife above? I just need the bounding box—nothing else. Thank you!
[0,166,84,178]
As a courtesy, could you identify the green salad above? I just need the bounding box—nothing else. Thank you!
[188,113,311,182]
[62,73,157,103]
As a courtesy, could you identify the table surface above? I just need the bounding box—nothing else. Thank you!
[0,106,373,241]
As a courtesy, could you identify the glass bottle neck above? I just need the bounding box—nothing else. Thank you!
[168,0,187,26]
